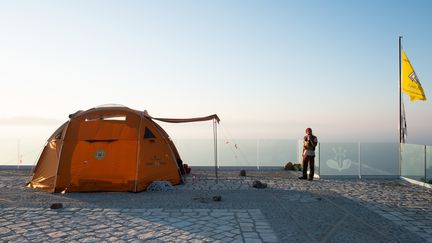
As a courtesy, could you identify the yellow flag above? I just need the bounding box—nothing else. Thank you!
[401,50,427,101]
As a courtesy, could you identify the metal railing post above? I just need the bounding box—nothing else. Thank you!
[358,142,361,179]
[257,139,260,170]
[318,143,320,177]
[425,145,427,183]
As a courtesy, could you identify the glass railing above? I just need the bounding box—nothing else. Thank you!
[0,125,54,167]
[427,146,432,182]
[298,142,400,178]
[0,138,45,167]
[175,140,404,179]
[400,143,428,182]
[359,143,400,176]
[318,142,360,177]
[173,139,298,168]
[0,135,430,184]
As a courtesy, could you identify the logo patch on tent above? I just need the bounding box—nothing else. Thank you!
[95,149,106,160]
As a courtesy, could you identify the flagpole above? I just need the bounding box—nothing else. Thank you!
[398,36,402,178]
[399,36,402,143]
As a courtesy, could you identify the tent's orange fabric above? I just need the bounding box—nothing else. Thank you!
[28,105,219,193]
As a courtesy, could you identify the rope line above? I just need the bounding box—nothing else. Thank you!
[219,122,252,166]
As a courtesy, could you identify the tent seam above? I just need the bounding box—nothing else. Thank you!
[52,121,71,193]
[134,113,144,192]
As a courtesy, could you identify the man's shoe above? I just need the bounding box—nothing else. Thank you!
[308,178,313,181]
[298,176,307,180]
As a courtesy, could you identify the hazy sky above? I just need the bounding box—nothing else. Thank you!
[1,0,431,146]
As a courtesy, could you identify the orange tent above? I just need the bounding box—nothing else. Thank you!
[28,105,219,193]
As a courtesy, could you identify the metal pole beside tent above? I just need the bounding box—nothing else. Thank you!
[150,113,220,182]
[213,118,218,183]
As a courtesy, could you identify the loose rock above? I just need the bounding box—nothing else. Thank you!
[284,162,293,170]
[252,180,267,189]
[50,203,63,209]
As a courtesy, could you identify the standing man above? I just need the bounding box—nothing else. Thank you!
[299,128,318,181]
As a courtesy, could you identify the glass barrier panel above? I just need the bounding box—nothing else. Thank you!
[400,143,425,181]
[0,139,20,165]
[319,143,359,176]
[426,146,432,182]
[0,125,52,166]
[257,139,297,167]
[218,139,258,167]
[173,139,215,166]
[360,143,399,176]
[297,140,303,164]
[173,139,259,167]
[173,139,299,168]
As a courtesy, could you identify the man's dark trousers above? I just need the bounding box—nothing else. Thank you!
[302,155,315,179]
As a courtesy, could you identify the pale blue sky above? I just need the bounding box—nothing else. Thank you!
[1,0,431,146]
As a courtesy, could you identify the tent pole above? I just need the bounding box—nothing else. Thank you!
[213,118,218,183]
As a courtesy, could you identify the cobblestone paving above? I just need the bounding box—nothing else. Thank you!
[0,208,277,242]
[180,170,432,242]
[0,169,431,242]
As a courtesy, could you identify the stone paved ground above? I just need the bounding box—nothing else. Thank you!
[0,168,431,242]
[0,208,275,242]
